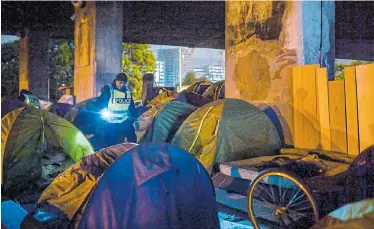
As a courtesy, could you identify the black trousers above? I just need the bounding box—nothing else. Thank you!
[103,119,137,148]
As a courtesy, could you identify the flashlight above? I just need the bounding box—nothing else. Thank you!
[100,109,112,120]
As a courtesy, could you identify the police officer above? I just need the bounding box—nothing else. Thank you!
[96,73,137,147]
[19,89,41,108]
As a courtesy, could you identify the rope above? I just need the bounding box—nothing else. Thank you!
[188,106,214,152]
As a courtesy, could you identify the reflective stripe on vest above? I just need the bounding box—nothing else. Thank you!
[107,84,132,123]
[23,94,40,108]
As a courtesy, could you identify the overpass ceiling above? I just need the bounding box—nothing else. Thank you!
[1,1,373,52]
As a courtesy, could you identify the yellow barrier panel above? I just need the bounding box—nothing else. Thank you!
[293,64,320,149]
[316,68,331,151]
[344,67,359,155]
[356,64,374,152]
[328,80,347,153]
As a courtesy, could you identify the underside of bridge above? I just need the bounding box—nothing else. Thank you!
[2,1,373,102]
[2,1,373,53]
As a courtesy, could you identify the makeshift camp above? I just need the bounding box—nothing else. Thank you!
[185,80,212,95]
[20,143,138,229]
[77,143,219,229]
[47,103,74,118]
[1,107,94,201]
[311,199,374,229]
[175,91,212,107]
[146,90,178,108]
[202,80,225,100]
[171,98,281,171]
[140,101,197,143]
[1,98,27,118]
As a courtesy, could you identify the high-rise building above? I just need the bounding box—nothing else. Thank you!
[157,47,194,88]
[203,65,225,82]
[155,61,165,86]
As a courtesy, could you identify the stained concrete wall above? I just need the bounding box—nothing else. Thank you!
[225,1,335,146]
[74,1,123,103]
[19,29,50,100]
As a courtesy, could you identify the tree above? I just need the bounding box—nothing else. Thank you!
[48,39,74,101]
[182,71,209,85]
[122,43,156,100]
[1,40,20,98]
[335,60,372,80]
[1,39,74,101]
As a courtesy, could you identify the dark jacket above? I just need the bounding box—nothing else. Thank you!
[96,81,137,120]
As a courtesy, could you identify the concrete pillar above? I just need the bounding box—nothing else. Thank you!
[19,29,50,100]
[73,1,123,103]
[225,1,335,146]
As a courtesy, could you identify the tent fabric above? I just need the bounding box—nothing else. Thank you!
[172,98,281,171]
[311,199,374,229]
[202,80,225,100]
[141,101,197,143]
[146,90,178,108]
[24,143,138,228]
[78,143,219,229]
[185,80,212,95]
[47,103,73,118]
[345,145,374,203]
[1,98,27,118]
[175,91,212,107]
[134,105,163,143]
[64,98,99,135]
[1,107,94,200]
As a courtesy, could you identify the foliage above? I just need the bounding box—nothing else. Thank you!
[122,43,156,100]
[1,39,74,101]
[48,39,74,101]
[335,60,373,80]
[1,41,20,98]
[182,71,208,85]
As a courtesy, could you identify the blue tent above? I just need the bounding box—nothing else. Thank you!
[78,143,219,229]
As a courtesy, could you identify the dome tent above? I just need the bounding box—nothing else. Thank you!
[1,107,94,201]
[140,101,197,143]
[185,80,212,95]
[77,143,219,229]
[1,98,27,118]
[171,98,281,171]
[20,143,138,229]
[47,103,74,118]
[202,80,225,101]
[146,90,178,108]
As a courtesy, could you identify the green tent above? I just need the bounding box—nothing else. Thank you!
[141,101,197,143]
[171,98,281,171]
[1,107,94,201]
[202,80,225,100]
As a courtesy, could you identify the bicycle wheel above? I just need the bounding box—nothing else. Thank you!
[247,169,319,229]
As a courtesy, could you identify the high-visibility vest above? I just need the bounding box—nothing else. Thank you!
[23,94,41,108]
[107,84,132,123]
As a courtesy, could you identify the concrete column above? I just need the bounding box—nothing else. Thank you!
[225,1,335,146]
[19,29,50,100]
[73,1,123,103]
